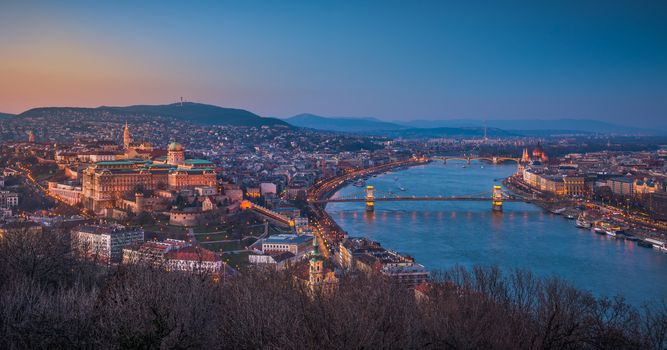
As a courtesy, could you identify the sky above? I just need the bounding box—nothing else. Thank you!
[1,0,666,126]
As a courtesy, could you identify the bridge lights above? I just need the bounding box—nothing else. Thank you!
[492,185,503,211]
[365,185,375,212]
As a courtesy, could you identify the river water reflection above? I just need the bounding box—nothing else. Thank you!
[325,161,667,305]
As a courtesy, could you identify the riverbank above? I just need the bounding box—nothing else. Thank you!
[504,173,667,247]
[325,161,667,305]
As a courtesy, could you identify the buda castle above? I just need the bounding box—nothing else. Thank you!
[81,123,216,212]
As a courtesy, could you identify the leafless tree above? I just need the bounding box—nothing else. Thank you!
[0,230,666,350]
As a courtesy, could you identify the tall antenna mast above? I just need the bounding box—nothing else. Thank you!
[483,120,488,142]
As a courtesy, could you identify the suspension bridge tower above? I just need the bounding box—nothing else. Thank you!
[492,185,503,211]
[365,185,375,211]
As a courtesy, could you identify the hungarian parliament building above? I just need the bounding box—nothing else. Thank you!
[78,123,216,212]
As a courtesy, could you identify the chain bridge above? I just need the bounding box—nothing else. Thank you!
[313,185,530,212]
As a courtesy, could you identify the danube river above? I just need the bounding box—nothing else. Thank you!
[326,161,667,305]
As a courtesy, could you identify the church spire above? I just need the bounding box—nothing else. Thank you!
[123,121,132,149]
[521,148,530,163]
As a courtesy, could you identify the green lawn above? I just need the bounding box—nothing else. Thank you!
[141,224,187,234]
[200,240,244,252]
[195,232,230,242]
[221,251,250,269]
[192,225,227,233]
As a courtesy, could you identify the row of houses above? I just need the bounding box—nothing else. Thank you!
[522,167,665,198]
[521,168,585,196]
[248,234,315,270]
[70,224,223,273]
[339,237,429,288]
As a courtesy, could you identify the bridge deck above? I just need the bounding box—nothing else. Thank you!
[314,197,530,203]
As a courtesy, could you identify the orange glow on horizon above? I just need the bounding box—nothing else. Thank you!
[0,35,221,113]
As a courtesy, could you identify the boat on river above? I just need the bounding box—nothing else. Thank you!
[575,214,591,229]
[605,229,618,237]
[638,240,653,248]
[353,180,365,187]
[594,221,623,237]
[644,238,667,252]
[550,208,567,215]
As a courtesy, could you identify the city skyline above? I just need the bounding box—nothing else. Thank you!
[3,2,667,347]
[1,0,666,126]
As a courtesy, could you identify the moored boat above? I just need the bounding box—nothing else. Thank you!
[644,238,667,252]
[575,214,592,229]
[605,229,617,237]
[638,240,654,248]
[551,208,567,215]
[593,221,622,237]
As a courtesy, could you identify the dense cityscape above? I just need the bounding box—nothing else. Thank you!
[1,105,667,347]
[2,1,667,348]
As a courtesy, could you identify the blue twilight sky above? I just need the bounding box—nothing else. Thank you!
[1,0,666,126]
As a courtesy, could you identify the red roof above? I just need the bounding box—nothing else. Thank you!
[414,282,431,294]
[165,246,220,262]
[138,241,173,254]
[151,150,168,157]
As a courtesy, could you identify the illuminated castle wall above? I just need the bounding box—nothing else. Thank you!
[81,124,216,211]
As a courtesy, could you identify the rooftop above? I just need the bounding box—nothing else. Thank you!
[270,251,295,262]
[74,224,142,236]
[185,159,214,164]
[264,234,313,245]
[95,160,142,166]
[609,176,634,183]
[165,245,220,262]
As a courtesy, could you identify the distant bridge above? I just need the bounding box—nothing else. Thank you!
[430,156,520,164]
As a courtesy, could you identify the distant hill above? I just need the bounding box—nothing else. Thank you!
[398,118,663,135]
[377,127,517,139]
[282,114,663,136]
[18,102,289,127]
[285,113,406,132]
[283,113,519,138]
[0,112,15,119]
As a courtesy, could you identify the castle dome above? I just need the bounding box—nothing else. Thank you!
[168,142,183,151]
